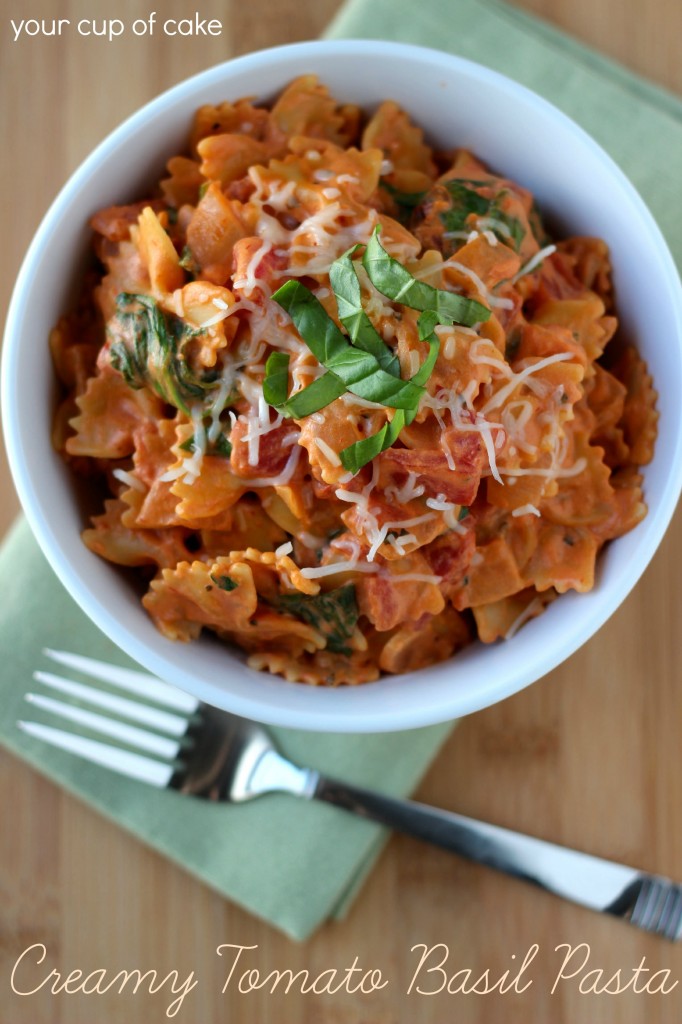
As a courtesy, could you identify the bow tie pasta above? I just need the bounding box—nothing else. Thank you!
[51,77,657,685]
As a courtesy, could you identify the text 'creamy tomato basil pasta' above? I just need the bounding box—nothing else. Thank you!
[50,76,658,684]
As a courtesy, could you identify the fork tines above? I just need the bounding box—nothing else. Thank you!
[18,649,198,787]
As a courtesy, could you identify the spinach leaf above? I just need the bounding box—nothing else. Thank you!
[110,293,219,415]
[179,431,232,458]
[277,583,359,656]
[441,181,525,251]
[379,179,429,209]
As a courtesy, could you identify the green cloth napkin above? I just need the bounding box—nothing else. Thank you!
[3,0,682,943]
[326,0,682,268]
[0,519,452,940]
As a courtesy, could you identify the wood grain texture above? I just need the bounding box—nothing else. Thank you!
[1,2,681,1022]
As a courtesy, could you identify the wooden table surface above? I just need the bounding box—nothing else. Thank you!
[1,2,681,1021]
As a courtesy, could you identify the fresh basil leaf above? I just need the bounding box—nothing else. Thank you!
[528,200,551,247]
[339,328,440,470]
[277,583,359,655]
[212,434,233,458]
[339,410,406,473]
[379,179,429,225]
[330,248,400,375]
[362,228,490,328]
[418,309,439,341]
[263,349,346,418]
[110,293,219,415]
[281,372,347,418]
[273,280,349,365]
[272,280,424,410]
[263,351,290,407]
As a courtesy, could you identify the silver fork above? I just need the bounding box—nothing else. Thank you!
[19,648,682,941]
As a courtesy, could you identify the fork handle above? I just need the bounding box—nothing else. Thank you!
[313,775,682,938]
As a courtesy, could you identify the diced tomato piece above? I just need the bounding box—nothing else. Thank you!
[229,418,294,479]
[379,432,485,505]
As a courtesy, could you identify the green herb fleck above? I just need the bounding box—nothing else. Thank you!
[505,329,522,362]
[210,574,238,591]
[179,431,232,458]
[458,506,470,521]
[379,179,428,225]
[179,245,200,279]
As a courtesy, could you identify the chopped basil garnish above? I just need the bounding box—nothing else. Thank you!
[262,352,291,408]
[330,248,401,375]
[109,293,219,415]
[361,228,490,328]
[458,506,470,521]
[277,583,359,656]
[265,227,488,472]
[273,280,425,410]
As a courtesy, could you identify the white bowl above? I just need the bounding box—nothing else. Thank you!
[3,40,682,732]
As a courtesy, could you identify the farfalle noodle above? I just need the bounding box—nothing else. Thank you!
[51,76,658,685]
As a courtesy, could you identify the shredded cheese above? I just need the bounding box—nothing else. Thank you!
[512,504,541,518]
[385,472,425,504]
[246,443,301,488]
[504,597,544,639]
[512,244,557,283]
[481,352,574,415]
[300,560,378,579]
[446,259,514,311]
[475,216,513,241]
[112,468,145,493]
[314,437,342,467]
[232,239,273,298]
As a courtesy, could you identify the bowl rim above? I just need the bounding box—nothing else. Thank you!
[3,39,682,732]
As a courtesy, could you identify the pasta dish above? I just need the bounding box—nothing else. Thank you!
[51,76,658,684]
